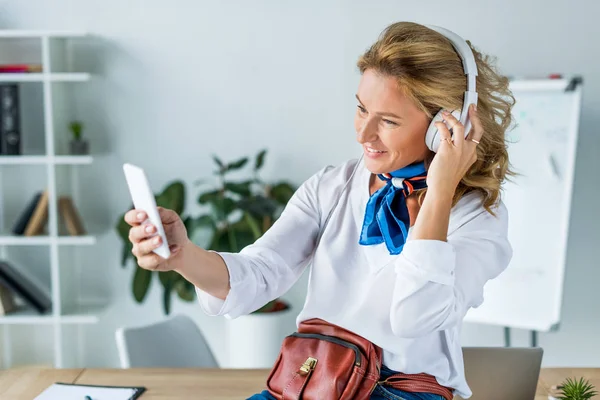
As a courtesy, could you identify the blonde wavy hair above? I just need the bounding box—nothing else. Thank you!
[357,21,516,213]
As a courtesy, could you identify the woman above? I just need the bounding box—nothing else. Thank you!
[124,22,515,399]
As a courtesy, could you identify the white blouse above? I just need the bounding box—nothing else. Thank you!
[196,157,512,398]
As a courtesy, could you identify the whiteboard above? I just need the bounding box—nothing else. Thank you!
[463,77,583,332]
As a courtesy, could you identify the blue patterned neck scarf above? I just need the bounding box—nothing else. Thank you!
[359,162,428,255]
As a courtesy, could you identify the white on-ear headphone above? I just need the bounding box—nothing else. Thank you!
[423,25,479,153]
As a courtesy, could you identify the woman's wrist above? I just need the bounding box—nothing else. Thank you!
[411,186,454,242]
[172,239,196,275]
[425,185,455,206]
[173,241,231,300]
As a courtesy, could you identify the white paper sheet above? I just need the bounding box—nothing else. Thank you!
[34,383,140,400]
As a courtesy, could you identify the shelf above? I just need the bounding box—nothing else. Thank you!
[0,303,105,325]
[49,73,91,82]
[0,73,45,82]
[0,73,91,82]
[0,234,97,246]
[0,155,93,165]
[0,30,88,38]
[0,155,46,164]
[54,155,94,165]
[56,235,97,246]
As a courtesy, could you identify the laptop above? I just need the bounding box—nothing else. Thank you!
[455,347,544,400]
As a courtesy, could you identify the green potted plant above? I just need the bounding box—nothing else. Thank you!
[194,149,297,368]
[553,377,597,400]
[115,149,297,321]
[196,149,295,312]
[68,121,89,155]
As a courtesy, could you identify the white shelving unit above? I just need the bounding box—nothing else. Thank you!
[0,31,104,369]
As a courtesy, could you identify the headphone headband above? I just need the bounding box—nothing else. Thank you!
[422,24,479,152]
[424,24,478,93]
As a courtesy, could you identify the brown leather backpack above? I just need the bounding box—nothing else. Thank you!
[266,318,382,400]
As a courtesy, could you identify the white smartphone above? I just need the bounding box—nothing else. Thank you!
[122,163,171,259]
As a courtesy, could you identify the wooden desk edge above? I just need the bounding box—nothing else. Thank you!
[3,366,600,399]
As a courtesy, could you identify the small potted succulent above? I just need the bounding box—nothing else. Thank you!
[553,377,597,400]
[68,121,89,155]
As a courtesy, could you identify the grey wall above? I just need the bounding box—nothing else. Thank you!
[0,0,599,368]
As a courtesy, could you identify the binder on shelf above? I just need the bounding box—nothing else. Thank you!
[58,195,86,235]
[0,83,21,155]
[12,191,43,235]
[0,260,51,314]
[24,189,49,236]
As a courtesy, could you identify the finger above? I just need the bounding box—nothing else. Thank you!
[124,209,146,226]
[435,121,453,148]
[137,253,163,270]
[138,235,163,256]
[441,110,465,146]
[131,236,163,259]
[128,223,156,243]
[466,104,484,142]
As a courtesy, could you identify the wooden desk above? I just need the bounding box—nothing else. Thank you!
[1,367,599,399]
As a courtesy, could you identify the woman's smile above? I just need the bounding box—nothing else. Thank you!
[364,145,388,159]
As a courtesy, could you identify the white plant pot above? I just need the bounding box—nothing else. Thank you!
[226,306,295,369]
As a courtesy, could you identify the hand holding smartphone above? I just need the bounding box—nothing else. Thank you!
[122,163,171,259]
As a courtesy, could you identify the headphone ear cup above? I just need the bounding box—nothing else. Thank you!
[425,109,462,153]
[425,110,446,153]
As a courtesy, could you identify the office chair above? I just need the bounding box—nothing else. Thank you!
[115,314,218,368]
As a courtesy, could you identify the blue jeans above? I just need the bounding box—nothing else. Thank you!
[247,365,445,400]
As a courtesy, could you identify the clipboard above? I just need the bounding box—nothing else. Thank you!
[34,382,146,400]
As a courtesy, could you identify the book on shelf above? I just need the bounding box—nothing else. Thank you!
[11,191,42,235]
[0,282,17,315]
[24,190,49,236]
[0,64,43,73]
[58,195,86,235]
[11,190,87,236]
[0,260,52,314]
